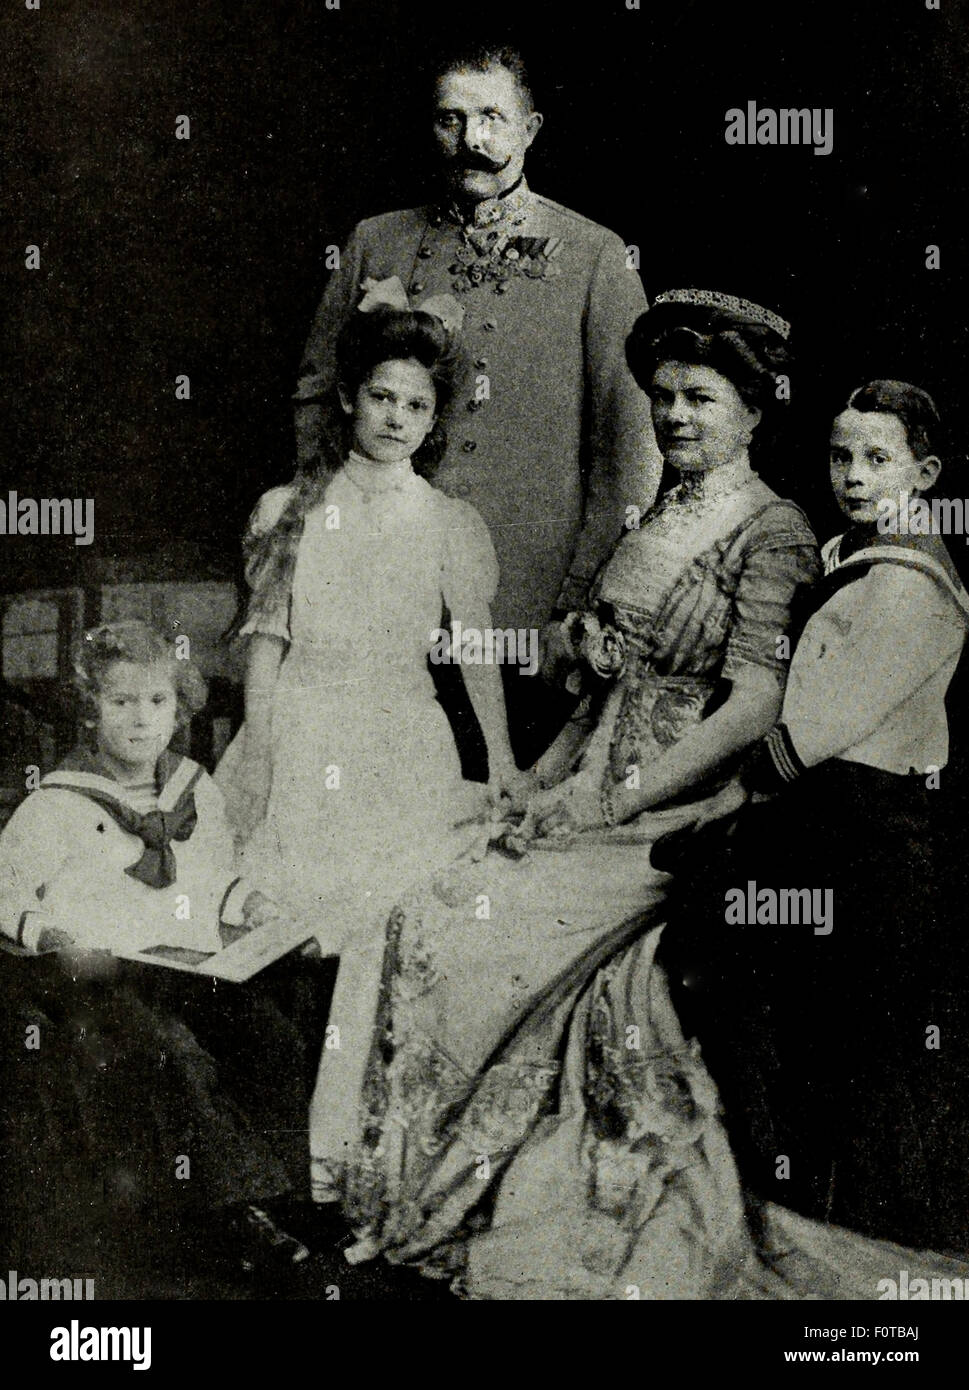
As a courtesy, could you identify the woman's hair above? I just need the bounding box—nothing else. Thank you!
[334,306,465,476]
[625,301,792,417]
[844,379,940,459]
[73,620,207,734]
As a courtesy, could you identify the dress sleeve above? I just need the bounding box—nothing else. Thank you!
[440,498,500,624]
[722,505,821,685]
[238,485,297,642]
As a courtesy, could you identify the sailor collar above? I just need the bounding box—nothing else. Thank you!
[41,747,201,813]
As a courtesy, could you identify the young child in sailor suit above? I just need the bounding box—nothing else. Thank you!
[0,621,277,958]
[0,621,311,1276]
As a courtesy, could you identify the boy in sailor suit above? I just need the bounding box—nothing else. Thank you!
[661,381,969,1252]
[0,621,312,1279]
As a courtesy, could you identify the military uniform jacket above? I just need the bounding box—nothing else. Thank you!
[295,184,660,633]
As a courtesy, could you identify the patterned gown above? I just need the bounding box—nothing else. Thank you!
[307,467,964,1298]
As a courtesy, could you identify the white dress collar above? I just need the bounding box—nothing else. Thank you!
[344,451,415,499]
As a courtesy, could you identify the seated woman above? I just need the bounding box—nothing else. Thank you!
[307,289,832,1296]
[0,621,310,1279]
[216,302,517,947]
[659,380,969,1256]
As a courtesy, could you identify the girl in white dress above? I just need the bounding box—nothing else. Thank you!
[217,305,516,949]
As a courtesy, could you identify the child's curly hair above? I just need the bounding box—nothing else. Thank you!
[73,620,208,735]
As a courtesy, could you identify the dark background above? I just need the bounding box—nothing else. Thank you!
[3,0,968,589]
[2,0,969,1304]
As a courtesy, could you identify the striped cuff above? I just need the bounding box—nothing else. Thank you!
[743,723,807,795]
[219,877,251,926]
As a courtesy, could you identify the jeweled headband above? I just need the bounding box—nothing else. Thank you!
[652,288,791,341]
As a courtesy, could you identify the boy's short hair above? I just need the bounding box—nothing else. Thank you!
[73,620,207,733]
[846,379,940,460]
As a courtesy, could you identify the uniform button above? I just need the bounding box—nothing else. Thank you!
[417,247,433,259]
[410,281,426,294]
[462,440,477,453]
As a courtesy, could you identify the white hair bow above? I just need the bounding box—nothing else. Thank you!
[358,276,465,335]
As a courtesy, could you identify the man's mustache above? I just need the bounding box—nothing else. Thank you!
[448,152,512,174]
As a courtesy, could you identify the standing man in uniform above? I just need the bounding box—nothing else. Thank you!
[294,44,660,764]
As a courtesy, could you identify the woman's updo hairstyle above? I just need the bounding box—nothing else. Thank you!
[73,620,207,737]
[625,296,792,418]
[334,306,466,476]
[626,292,794,477]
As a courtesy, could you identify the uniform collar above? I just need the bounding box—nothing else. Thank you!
[444,177,532,234]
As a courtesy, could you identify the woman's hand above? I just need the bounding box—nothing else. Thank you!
[689,776,751,831]
[525,771,604,842]
[491,765,541,814]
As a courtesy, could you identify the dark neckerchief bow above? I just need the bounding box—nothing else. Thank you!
[43,747,202,889]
